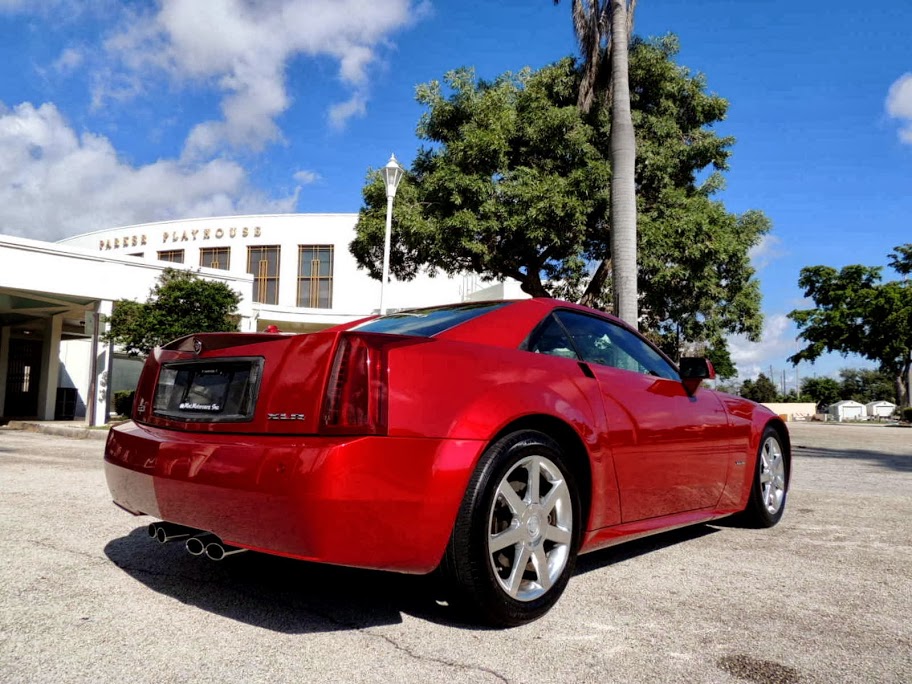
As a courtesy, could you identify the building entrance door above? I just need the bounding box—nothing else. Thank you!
[4,339,43,417]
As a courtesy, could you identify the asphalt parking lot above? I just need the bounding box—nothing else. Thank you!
[1,423,910,684]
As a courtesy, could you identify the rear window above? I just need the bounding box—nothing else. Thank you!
[153,358,263,422]
[352,301,509,337]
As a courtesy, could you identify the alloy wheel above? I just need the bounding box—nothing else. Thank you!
[487,455,573,601]
[759,436,786,515]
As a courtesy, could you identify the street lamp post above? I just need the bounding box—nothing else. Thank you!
[379,153,404,315]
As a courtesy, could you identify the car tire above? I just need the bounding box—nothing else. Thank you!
[441,429,581,627]
[738,426,789,528]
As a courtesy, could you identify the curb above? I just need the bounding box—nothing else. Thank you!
[2,420,111,441]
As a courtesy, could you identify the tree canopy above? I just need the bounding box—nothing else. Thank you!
[789,244,912,407]
[351,36,769,362]
[799,377,841,411]
[739,373,779,403]
[105,269,241,357]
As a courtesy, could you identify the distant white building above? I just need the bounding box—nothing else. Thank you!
[865,400,896,418]
[760,402,817,422]
[828,400,866,422]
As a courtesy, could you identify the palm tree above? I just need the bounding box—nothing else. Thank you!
[555,0,638,328]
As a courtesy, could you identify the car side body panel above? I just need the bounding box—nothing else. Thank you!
[384,339,622,529]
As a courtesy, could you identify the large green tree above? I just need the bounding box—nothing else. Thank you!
[789,245,912,407]
[105,269,241,357]
[351,37,769,362]
[352,58,610,298]
[800,376,841,411]
[739,373,779,403]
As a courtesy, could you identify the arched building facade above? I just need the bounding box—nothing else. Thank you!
[1,214,522,425]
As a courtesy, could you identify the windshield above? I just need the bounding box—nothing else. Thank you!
[353,301,509,337]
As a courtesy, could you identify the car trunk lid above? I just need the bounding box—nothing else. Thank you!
[132,331,337,434]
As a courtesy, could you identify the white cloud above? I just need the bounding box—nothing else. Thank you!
[52,47,84,74]
[0,1,427,241]
[748,234,784,271]
[886,73,912,144]
[0,101,296,241]
[328,92,368,129]
[728,313,797,379]
[293,169,320,185]
[97,0,423,155]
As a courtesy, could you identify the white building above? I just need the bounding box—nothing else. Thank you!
[760,402,817,422]
[828,400,866,422]
[865,400,896,418]
[1,214,524,426]
[58,213,512,331]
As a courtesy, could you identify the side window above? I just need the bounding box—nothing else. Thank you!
[554,311,679,380]
[525,314,580,360]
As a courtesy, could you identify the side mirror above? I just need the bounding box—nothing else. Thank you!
[679,357,716,395]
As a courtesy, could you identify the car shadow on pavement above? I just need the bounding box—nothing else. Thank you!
[793,444,912,472]
[106,523,723,633]
[573,524,720,575]
[104,527,469,633]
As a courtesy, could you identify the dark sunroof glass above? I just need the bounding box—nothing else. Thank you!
[353,301,509,337]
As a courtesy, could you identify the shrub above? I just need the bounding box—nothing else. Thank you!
[902,407,912,423]
[114,390,136,418]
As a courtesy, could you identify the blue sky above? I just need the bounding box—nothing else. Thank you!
[1,0,910,386]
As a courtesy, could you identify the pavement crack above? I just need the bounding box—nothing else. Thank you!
[357,628,513,684]
[15,539,109,564]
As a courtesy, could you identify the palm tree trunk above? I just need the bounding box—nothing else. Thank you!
[608,0,638,328]
[904,356,912,408]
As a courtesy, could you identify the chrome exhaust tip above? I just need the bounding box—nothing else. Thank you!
[151,522,195,544]
[204,542,248,561]
[185,533,216,556]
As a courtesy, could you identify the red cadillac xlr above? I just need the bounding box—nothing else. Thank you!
[104,298,790,626]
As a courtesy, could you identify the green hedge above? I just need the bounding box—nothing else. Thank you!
[903,407,912,423]
[113,390,136,418]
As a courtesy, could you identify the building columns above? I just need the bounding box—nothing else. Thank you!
[0,326,9,416]
[88,301,113,427]
[36,314,64,420]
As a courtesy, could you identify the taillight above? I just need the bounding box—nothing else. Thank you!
[320,335,388,434]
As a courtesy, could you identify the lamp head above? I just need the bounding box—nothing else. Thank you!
[382,154,404,199]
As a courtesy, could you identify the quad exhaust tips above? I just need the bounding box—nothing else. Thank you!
[149,523,248,560]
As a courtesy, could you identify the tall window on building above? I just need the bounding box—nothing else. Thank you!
[297,245,334,308]
[199,247,230,270]
[157,249,184,263]
[247,245,280,304]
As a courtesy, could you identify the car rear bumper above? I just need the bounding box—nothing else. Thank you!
[104,421,485,573]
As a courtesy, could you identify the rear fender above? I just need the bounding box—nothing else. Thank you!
[444,376,621,530]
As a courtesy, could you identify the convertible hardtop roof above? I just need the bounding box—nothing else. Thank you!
[345,297,633,349]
